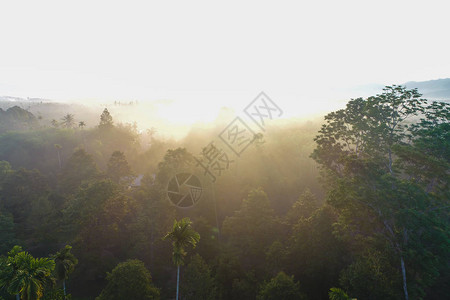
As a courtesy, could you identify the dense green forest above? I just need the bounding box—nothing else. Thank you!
[0,86,448,300]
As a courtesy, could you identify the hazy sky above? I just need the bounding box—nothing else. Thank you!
[1,0,449,119]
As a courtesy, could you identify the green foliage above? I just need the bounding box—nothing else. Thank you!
[163,218,200,300]
[52,245,78,295]
[163,218,200,266]
[0,128,80,173]
[156,148,195,185]
[0,106,37,134]
[214,250,242,300]
[0,168,49,224]
[287,205,347,299]
[98,108,113,129]
[328,287,349,300]
[107,151,134,185]
[60,149,99,194]
[41,288,70,300]
[0,86,447,299]
[96,259,160,300]
[257,271,305,300]
[265,240,287,276]
[287,189,320,224]
[312,86,450,299]
[181,254,216,300]
[231,271,258,300]
[0,212,18,255]
[189,217,220,263]
[0,246,55,300]
[60,114,75,129]
[222,188,281,273]
[65,180,139,284]
[0,167,52,245]
[339,249,401,299]
[0,161,12,186]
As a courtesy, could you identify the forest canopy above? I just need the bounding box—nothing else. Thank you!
[0,86,448,300]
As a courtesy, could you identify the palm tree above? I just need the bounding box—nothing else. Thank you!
[163,218,200,300]
[52,245,78,297]
[61,114,75,128]
[78,121,86,129]
[0,246,55,300]
[51,119,59,128]
[0,246,23,300]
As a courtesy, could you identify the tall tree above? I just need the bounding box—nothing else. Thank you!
[52,245,78,297]
[0,246,55,300]
[99,108,113,129]
[312,86,450,299]
[60,114,75,129]
[107,151,134,185]
[163,218,200,300]
[156,148,195,185]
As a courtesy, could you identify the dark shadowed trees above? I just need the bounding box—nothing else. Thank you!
[96,259,160,300]
[181,254,216,300]
[107,150,134,185]
[60,149,99,194]
[312,86,450,299]
[257,271,305,300]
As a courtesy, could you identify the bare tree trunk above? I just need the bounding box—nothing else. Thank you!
[63,279,66,296]
[388,148,393,175]
[150,225,154,268]
[176,265,180,300]
[57,150,62,169]
[401,256,409,300]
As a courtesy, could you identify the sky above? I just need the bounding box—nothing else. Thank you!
[1,0,450,121]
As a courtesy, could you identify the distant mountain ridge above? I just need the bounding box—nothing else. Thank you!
[404,78,450,100]
[342,79,450,102]
[0,106,37,133]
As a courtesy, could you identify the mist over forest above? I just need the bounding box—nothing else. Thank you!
[0,78,448,300]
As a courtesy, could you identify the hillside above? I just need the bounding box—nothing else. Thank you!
[0,106,38,133]
[405,78,450,100]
